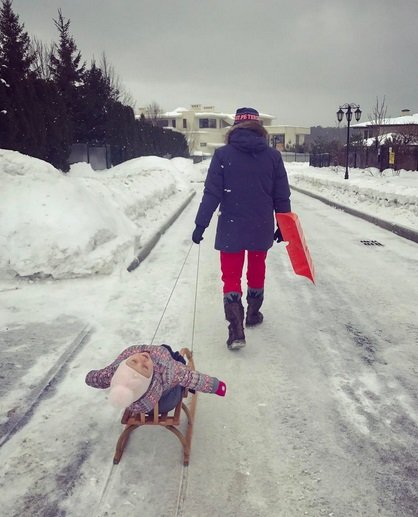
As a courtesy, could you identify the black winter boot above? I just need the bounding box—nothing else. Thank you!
[224,293,246,350]
[246,288,264,327]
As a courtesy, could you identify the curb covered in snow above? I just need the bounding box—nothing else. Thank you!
[291,184,418,244]
[127,191,196,272]
[0,324,92,447]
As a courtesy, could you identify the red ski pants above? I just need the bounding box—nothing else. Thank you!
[220,250,267,295]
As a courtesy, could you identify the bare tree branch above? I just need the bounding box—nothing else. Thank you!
[368,96,388,148]
[30,36,54,80]
[145,101,164,125]
[98,52,136,108]
[391,125,418,145]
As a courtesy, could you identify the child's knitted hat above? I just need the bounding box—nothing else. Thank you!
[109,359,153,408]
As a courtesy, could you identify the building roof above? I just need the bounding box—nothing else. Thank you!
[353,113,418,128]
[161,107,274,122]
[162,107,188,117]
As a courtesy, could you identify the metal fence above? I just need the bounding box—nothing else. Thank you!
[281,152,310,163]
[68,143,112,170]
[334,146,418,172]
[309,153,331,168]
[310,146,418,171]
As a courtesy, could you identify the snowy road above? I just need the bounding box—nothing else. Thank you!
[1,188,418,516]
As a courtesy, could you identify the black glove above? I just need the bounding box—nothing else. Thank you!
[274,227,283,243]
[192,225,205,244]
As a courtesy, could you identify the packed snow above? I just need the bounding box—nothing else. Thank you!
[1,149,418,516]
[287,162,418,232]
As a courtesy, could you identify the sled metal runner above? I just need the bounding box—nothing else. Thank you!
[113,348,198,466]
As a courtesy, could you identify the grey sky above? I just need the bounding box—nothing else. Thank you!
[13,0,418,127]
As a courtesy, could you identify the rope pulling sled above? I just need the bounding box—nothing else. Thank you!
[113,243,200,466]
[112,213,314,465]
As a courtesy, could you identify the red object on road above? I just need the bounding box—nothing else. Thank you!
[275,212,315,284]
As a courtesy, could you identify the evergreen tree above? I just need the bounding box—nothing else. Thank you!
[0,0,34,150]
[77,61,112,144]
[167,130,189,158]
[106,101,137,164]
[0,2,187,168]
[49,8,85,156]
[31,77,69,170]
[0,0,33,84]
[136,114,156,156]
[0,66,10,146]
[50,9,85,94]
[133,114,189,160]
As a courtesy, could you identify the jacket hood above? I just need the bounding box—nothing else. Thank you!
[226,121,268,153]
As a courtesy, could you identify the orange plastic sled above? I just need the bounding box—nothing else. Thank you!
[275,212,315,284]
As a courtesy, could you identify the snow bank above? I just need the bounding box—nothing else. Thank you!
[171,156,208,182]
[2,150,417,282]
[287,163,418,230]
[0,150,195,280]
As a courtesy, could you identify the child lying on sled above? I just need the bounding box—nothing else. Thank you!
[85,344,227,414]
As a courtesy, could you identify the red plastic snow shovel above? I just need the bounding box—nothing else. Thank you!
[275,212,315,284]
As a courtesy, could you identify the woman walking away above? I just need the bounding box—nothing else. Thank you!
[192,107,291,350]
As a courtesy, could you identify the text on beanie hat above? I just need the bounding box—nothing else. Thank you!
[234,107,260,125]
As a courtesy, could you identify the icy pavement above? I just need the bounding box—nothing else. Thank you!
[1,188,418,516]
[0,314,91,446]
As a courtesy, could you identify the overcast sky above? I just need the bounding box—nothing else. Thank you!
[12,0,418,127]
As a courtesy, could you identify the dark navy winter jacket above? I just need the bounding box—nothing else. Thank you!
[194,125,291,252]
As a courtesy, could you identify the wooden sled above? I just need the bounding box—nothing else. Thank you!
[113,348,198,466]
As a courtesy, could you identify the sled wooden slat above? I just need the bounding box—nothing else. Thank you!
[113,348,197,466]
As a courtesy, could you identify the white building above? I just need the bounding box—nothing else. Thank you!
[137,104,310,157]
[352,109,418,145]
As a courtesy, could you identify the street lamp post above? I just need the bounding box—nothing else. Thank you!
[337,103,362,179]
